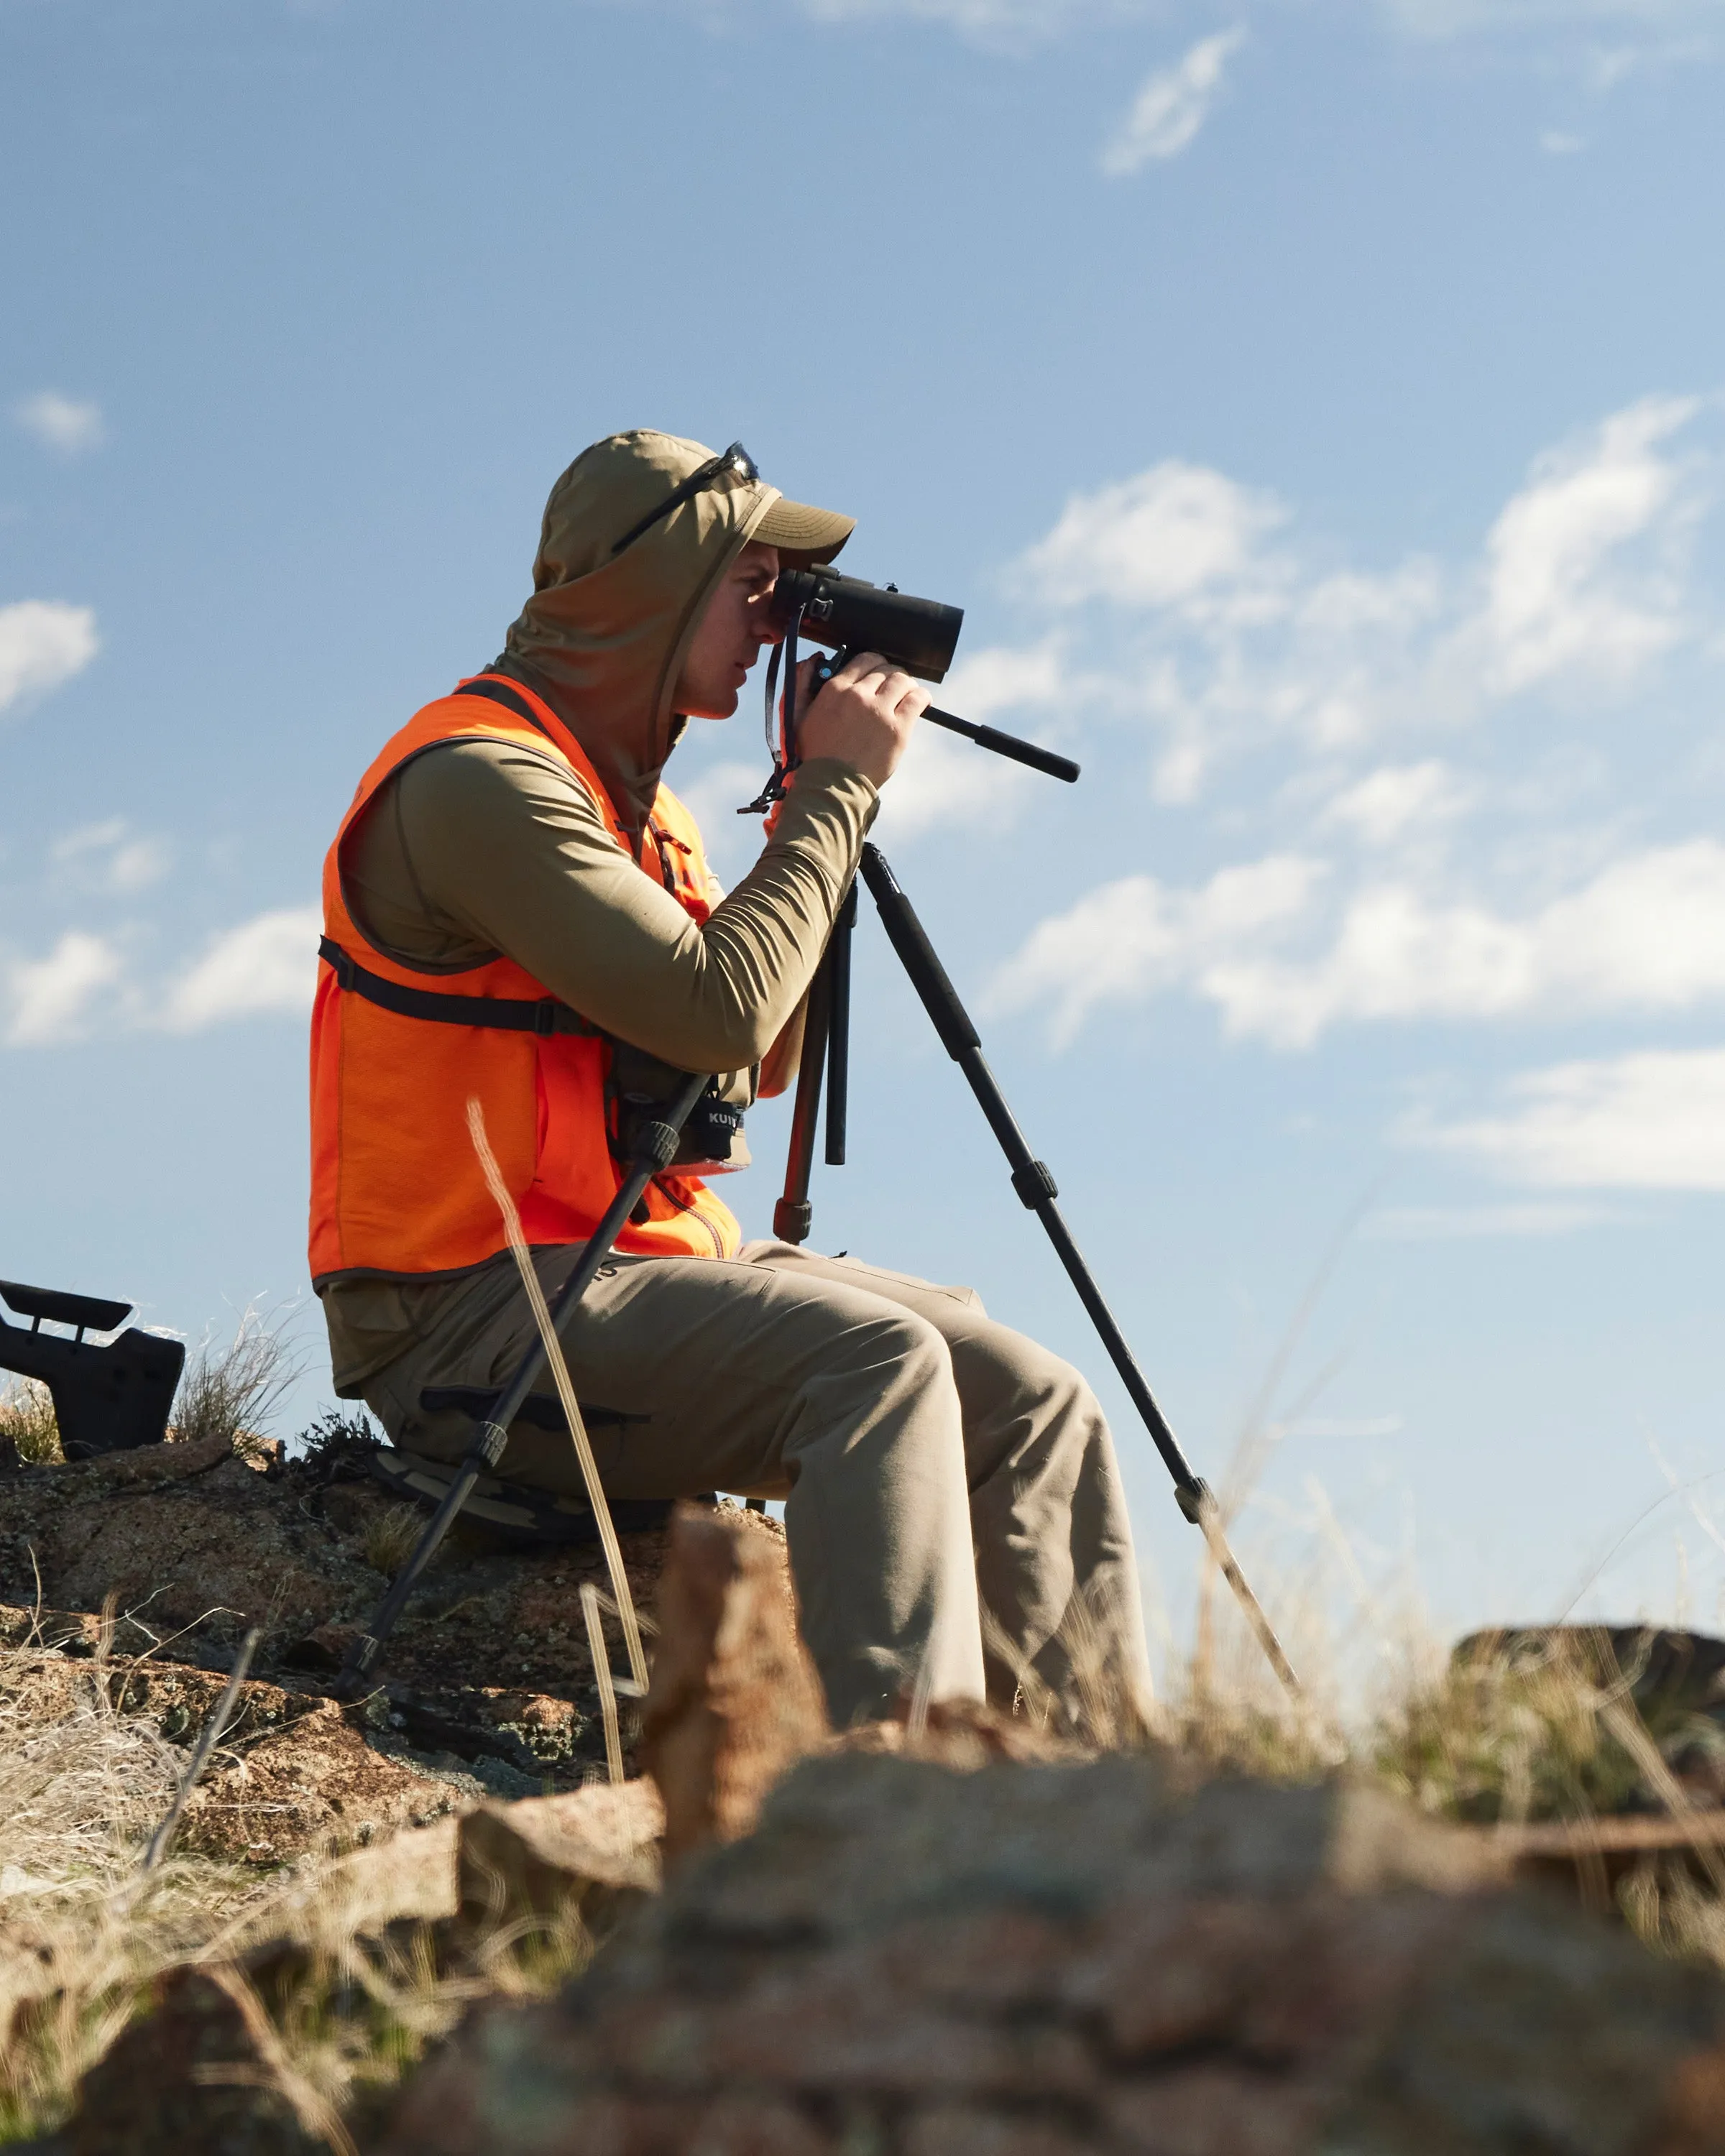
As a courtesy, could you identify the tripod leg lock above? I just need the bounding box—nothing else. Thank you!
[477,1421,510,1470]
[1011,1160,1059,1208]
[336,1633,382,1699]
[1174,1478,1213,1526]
[773,1197,813,1245]
[634,1118,681,1172]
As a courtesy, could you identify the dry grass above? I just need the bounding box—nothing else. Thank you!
[362,1503,426,1580]
[0,1624,592,2145]
[1373,1633,1650,1827]
[0,1637,264,2137]
[171,1304,303,1465]
[218,1893,592,2146]
[0,1378,62,1466]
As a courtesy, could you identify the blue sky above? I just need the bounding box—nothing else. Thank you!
[4,0,1725,1680]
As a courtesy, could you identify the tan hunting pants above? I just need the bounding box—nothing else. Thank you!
[362,1240,1151,1730]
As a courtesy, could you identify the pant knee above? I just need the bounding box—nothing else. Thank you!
[821,1307,954,1401]
[786,1309,965,1507]
[973,1332,1099,1438]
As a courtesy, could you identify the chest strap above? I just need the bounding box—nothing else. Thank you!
[323,667,607,1037]
[318,938,598,1037]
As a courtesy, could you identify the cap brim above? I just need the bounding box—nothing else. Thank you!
[755,494,855,566]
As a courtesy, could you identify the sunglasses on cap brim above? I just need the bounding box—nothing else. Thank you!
[610,442,760,558]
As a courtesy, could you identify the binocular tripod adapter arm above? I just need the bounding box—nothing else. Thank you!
[855,846,1301,1701]
[799,651,1080,788]
[919,707,1079,785]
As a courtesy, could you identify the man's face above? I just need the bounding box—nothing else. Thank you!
[676,540,782,720]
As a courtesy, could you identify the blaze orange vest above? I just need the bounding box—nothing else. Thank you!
[308,675,742,1283]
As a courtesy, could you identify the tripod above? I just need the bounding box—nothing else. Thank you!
[774,842,1300,1699]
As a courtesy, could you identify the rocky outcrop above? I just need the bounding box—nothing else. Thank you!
[640,1503,829,1863]
[15,1430,1725,2156]
[0,1425,793,1854]
[380,1754,1725,2156]
[25,1781,668,2156]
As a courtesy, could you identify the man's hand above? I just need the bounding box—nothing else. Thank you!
[796,651,929,787]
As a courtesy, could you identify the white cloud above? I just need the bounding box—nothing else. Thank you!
[0,601,98,713]
[1480,395,1701,693]
[12,391,104,456]
[1102,27,1248,174]
[1003,397,1707,808]
[1540,129,1587,152]
[1020,460,1284,611]
[1322,760,1471,847]
[993,839,1725,1048]
[870,638,1071,840]
[158,907,321,1032]
[52,820,170,895]
[6,932,122,1047]
[937,637,1070,723]
[1215,838,1725,1046]
[783,0,1725,63]
[1414,1049,1725,1189]
[978,393,1725,1057]
[988,855,1322,1046]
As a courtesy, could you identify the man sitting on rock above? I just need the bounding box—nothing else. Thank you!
[310,430,1151,1730]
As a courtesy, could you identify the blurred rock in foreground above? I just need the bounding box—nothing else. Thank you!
[381,1754,1725,2156]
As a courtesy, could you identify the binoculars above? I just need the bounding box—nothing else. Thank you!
[768,568,1078,786]
[771,568,965,685]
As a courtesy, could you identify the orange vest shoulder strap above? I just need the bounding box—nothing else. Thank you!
[334,674,629,860]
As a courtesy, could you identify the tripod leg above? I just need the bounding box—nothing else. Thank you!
[856,844,1300,1699]
[774,959,831,1245]
[824,883,857,1168]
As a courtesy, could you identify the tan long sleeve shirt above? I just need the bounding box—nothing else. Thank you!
[318,740,875,1391]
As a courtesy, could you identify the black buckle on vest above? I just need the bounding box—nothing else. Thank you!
[533,999,560,1037]
[320,936,358,992]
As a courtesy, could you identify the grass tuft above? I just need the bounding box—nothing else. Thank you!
[363,1503,426,1580]
[170,1304,302,1463]
[0,1378,61,1466]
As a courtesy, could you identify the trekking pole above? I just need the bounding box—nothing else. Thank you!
[334,1072,710,1703]
[857,844,1300,1699]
